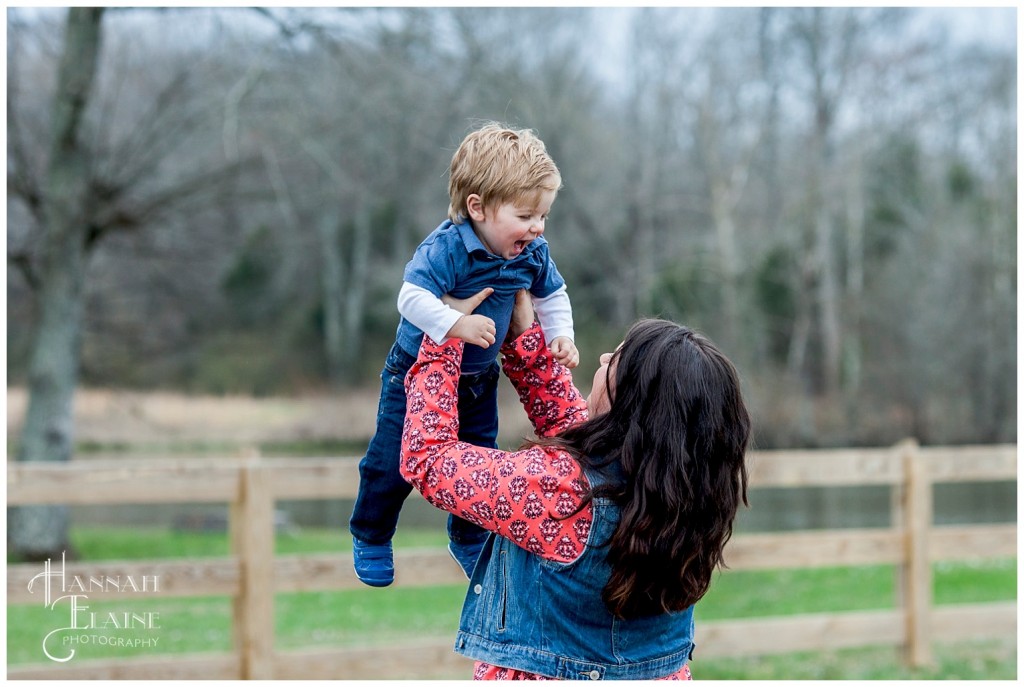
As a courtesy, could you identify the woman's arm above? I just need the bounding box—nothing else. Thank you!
[441,288,588,435]
[500,322,587,437]
[400,334,591,563]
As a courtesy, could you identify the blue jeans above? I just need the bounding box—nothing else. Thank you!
[349,341,496,546]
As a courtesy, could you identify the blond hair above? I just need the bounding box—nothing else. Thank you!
[448,122,562,223]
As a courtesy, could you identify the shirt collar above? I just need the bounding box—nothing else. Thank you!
[451,219,548,261]
[454,220,493,257]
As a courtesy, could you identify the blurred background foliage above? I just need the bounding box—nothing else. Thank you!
[7,7,1016,449]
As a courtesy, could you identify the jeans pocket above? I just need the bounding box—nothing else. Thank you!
[462,361,500,400]
[383,343,416,377]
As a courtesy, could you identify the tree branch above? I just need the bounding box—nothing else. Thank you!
[8,251,42,291]
[7,22,46,225]
[92,156,253,234]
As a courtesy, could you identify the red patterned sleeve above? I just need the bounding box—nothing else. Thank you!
[499,322,589,437]
[400,331,592,563]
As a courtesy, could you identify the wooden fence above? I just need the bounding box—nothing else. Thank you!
[7,440,1016,679]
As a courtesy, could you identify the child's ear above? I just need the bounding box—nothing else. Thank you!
[466,194,486,222]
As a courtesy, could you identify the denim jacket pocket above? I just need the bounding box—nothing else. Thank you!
[497,549,508,633]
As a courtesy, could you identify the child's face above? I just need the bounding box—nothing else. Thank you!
[466,189,556,260]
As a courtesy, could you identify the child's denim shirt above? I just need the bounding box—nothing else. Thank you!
[396,220,566,375]
[454,467,696,680]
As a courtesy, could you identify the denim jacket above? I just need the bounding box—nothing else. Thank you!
[454,468,695,680]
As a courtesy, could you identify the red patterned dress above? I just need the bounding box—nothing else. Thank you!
[400,324,693,681]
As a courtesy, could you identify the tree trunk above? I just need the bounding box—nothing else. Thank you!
[809,62,842,394]
[319,210,345,387]
[792,6,848,398]
[842,143,866,438]
[786,259,816,444]
[340,205,372,384]
[709,179,740,350]
[815,199,842,394]
[319,204,372,388]
[981,194,1014,442]
[10,7,105,561]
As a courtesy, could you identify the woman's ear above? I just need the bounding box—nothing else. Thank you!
[466,193,487,222]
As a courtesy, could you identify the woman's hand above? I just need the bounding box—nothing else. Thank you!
[442,288,496,347]
[441,287,493,316]
[508,289,536,341]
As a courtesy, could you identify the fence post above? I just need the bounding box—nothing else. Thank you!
[890,442,907,634]
[230,455,275,679]
[899,438,933,668]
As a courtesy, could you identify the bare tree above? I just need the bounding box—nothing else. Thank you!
[778,9,910,396]
[8,8,105,559]
[6,7,1014,452]
[691,10,774,351]
[8,8,253,557]
[249,8,464,386]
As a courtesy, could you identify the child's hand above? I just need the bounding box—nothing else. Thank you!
[446,314,497,348]
[549,336,579,368]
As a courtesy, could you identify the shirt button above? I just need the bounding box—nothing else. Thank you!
[588,670,601,680]
[474,584,483,594]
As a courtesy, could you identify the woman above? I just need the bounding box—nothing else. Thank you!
[400,289,750,680]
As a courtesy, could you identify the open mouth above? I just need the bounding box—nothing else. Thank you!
[512,240,528,255]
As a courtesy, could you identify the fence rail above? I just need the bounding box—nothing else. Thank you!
[7,440,1016,679]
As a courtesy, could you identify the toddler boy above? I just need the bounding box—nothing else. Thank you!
[348,122,578,586]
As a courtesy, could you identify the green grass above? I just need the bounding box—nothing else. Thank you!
[692,639,1017,680]
[698,557,1018,618]
[67,527,231,560]
[64,525,450,561]
[8,526,1016,679]
[8,595,235,664]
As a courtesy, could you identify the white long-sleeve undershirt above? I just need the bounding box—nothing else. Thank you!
[397,282,575,346]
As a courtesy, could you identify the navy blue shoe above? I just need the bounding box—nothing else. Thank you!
[448,539,485,580]
[352,537,394,587]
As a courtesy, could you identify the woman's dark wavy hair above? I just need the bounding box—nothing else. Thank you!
[541,319,750,619]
